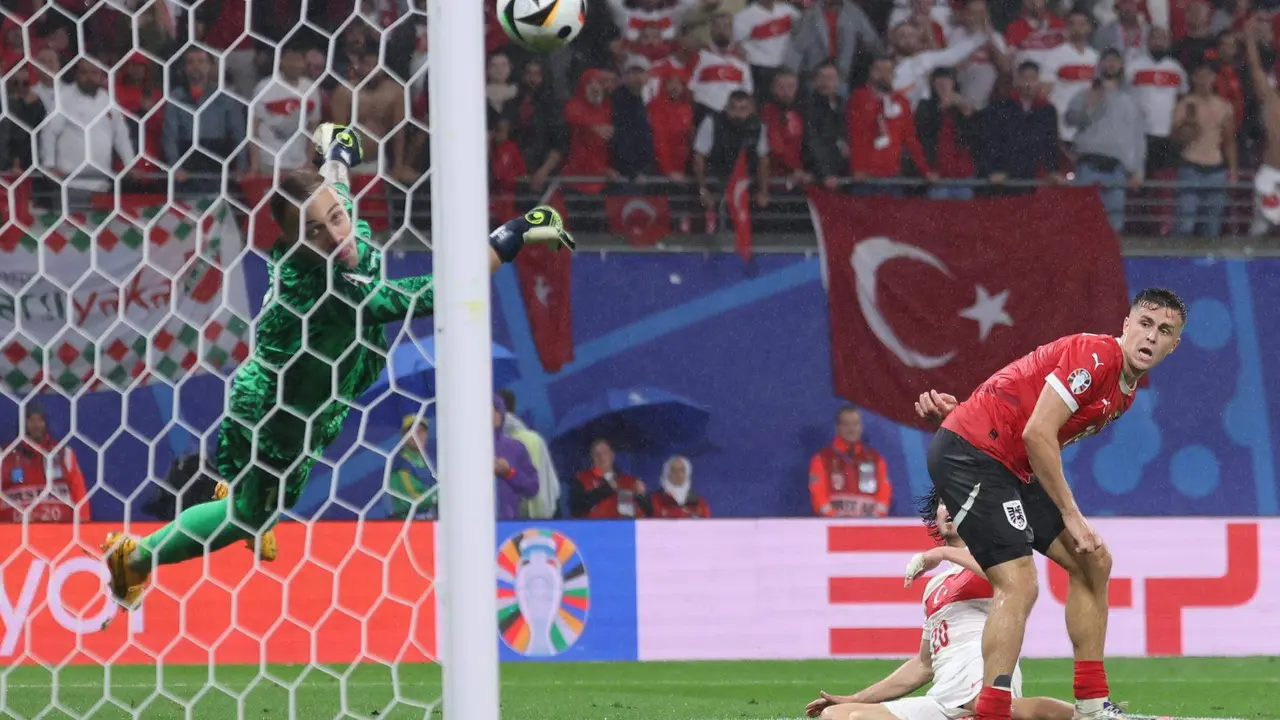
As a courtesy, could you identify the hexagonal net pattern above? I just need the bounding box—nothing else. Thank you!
[0,0,443,717]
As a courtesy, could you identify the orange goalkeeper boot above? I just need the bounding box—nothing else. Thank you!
[100,532,150,615]
[213,481,278,562]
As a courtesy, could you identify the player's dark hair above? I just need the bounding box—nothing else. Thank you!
[269,169,325,236]
[1017,60,1041,75]
[728,89,753,105]
[498,389,517,413]
[589,437,612,454]
[1132,287,1188,324]
[916,489,946,546]
[834,404,860,423]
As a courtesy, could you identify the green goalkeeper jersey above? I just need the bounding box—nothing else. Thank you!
[225,183,434,461]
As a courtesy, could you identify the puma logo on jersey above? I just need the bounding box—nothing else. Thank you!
[1093,353,1103,370]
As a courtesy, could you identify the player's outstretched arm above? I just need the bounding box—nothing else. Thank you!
[313,123,361,190]
[805,635,933,716]
[1023,385,1100,553]
[905,545,986,586]
[358,207,576,326]
[488,206,576,264]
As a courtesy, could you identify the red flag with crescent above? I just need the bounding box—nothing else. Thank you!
[808,188,1129,428]
[515,186,575,373]
[605,195,671,246]
[727,150,753,260]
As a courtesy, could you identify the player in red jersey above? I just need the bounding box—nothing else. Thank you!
[912,288,1186,720]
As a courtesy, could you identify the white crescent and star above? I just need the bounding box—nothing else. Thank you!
[534,276,551,306]
[850,236,1014,369]
[620,199,657,228]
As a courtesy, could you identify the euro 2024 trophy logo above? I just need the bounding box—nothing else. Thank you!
[496,528,590,657]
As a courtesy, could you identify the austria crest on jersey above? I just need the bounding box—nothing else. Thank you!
[1066,368,1092,395]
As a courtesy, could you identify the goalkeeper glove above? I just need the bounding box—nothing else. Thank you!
[312,122,364,168]
[489,206,576,264]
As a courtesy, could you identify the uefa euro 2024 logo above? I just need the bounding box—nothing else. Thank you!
[496,528,590,657]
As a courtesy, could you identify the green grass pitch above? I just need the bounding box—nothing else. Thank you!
[1,657,1276,719]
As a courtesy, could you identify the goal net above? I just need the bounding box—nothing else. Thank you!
[0,0,495,717]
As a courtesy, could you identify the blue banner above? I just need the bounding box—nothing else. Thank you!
[4,254,1278,519]
[495,520,638,662]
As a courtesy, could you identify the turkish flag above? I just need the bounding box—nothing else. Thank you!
[810,188,1130,428]
[727,151,753,260]
[515,188,574,373]
[606,195,671,246]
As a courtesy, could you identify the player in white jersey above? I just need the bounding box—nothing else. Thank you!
[805,501,1074,720]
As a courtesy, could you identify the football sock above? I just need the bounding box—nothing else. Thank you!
[976,676,1013,720]
[136,499,255,567]
[1074,660,1110,713]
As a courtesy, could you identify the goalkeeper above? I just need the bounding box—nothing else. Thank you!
[101,124,574,610]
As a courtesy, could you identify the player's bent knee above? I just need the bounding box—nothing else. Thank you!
[1071,543,1113,588]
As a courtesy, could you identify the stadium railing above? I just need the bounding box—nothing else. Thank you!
[5,170,1272,248]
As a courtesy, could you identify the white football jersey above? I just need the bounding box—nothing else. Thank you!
[921,564,1023,710]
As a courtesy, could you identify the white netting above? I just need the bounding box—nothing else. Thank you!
[0,1,444,717]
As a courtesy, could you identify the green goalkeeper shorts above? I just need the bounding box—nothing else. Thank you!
[215,413,316,528]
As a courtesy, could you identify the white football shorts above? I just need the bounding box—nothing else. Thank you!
[883,696,972,720]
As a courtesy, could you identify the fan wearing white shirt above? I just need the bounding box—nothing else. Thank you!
[733,0,802,99]
[889,22,991,109]
[1126,26,1187,179]
[248,45,321,177]
[690,13,754,120]
[944,0,1011,110]
[608,0,700,41]
[38,61,136,193]
[1023,9,1099,142]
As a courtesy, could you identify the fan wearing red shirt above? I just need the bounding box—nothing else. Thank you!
[808,406,893,518]
[562,69,617,194]
[915,288,1186,720]
[650,69,695,181]
[1,405,90,523]
[649,456,711,518]
[760,70,811,185]
[570,439,650,519]
[847,55,936,187]
[1004,0,1065,50]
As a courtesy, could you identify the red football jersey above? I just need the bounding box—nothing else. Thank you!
[942,333,1137,482]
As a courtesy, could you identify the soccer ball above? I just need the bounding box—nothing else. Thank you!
[498,0,587,53]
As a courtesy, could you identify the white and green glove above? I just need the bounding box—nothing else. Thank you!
[489,206,576,264]
[312,122,364,167]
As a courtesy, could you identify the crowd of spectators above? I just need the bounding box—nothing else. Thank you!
[1,0,1276,236]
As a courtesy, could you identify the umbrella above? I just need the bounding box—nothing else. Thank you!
[551,387,711,454]
[361,337,521,403]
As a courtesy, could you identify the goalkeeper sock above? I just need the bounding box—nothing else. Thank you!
[136,499,256,568]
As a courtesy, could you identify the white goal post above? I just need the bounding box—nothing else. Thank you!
[428,1,502,719]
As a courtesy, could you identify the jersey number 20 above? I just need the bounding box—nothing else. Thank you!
[930,620,950,654]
